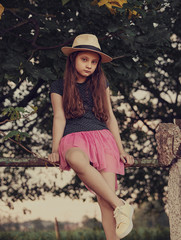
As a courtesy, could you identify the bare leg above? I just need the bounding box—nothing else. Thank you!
[97,171,119,240]
[65,148,123,209]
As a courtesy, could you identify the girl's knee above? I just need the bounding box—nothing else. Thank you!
[65,148,89,173]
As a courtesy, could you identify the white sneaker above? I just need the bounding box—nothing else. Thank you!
[113,200,134,239]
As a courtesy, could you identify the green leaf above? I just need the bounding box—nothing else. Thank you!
[62,0,71,6]
[30,105,38,113]
[39,68,56,81]
[115,7,125,13]
[10,111,20,120]
[30,68,56,81]
[2,107,14,116]
[14,107,25,113]
[16,132,30,141]
[4,73,16,81]
[123,59,133,69]
[3,130,20,140]
[107,22,120,32]
[114,65,125,75]
[3,130,30,141]
[1,107,28,120]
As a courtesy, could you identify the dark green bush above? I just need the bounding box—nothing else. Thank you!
[0,232,15,240]
[0,227,169,240]
[0,231,56,240]
[125,227,170,240]
[64,228,105,240]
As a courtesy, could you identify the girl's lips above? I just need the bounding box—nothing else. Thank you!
[84,70,91,73]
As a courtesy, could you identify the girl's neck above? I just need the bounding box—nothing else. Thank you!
[76,76,87,84]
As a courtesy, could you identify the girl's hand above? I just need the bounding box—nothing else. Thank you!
[120,152,134,166]
[48,152,60,163]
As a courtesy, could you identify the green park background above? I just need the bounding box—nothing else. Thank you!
[0,0,180,239]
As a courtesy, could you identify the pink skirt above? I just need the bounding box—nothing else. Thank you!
[59,129,125,190]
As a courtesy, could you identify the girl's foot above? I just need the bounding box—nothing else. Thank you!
[113,200,134,239]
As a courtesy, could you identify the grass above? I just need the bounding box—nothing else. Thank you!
[0,226,170,240]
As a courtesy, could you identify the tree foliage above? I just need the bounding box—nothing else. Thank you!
[0,0,180,208]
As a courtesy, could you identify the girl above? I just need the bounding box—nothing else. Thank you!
[48,34,134,240]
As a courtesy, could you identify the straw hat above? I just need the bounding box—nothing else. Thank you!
[61,34,112,63]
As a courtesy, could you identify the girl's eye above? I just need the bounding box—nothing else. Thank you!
[92,61,98,64]
[82,58,87,61]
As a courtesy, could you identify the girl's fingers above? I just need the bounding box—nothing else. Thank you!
[120,155,127,164]
[126,155,134,165]
[48,153,59,163]
[121,154,134,165]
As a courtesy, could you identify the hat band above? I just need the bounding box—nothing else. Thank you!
[73,45,102,53]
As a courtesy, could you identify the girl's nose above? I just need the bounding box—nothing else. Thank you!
[86,61,92,68]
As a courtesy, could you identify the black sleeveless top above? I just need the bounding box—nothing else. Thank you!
[50,78,109,137]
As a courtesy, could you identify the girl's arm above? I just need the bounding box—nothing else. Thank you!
[48,93,66,163]
[105,88,134,165]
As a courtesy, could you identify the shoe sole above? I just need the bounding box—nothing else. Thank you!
[116,206,134,239]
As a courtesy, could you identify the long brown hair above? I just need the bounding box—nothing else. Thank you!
[63,51,109,122]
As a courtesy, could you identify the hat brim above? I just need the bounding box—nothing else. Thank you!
[61,47,112,63]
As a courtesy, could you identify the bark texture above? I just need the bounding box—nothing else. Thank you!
[156,121,181,240]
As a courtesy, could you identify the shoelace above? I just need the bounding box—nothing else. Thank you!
[114,207,128,225]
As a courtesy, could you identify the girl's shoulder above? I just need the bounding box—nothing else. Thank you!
[50,78,64,96]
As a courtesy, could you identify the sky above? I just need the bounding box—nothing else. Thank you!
[0,194,101,224]
[0,168,102,224]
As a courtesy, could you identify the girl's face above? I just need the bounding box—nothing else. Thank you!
[75,51,100,81]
